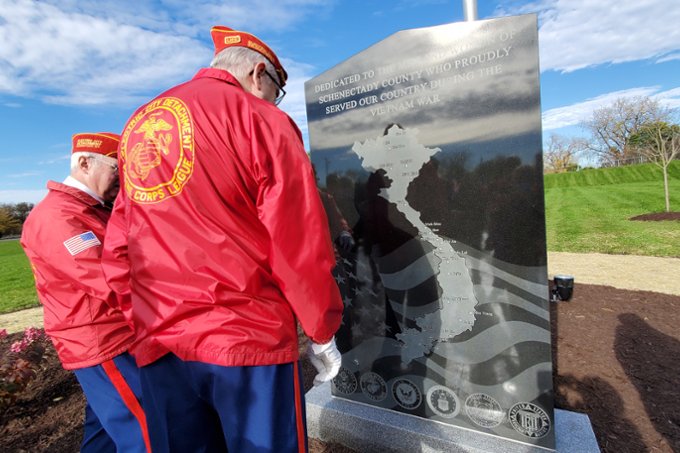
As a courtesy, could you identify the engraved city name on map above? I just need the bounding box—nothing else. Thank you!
[352,125,479,364]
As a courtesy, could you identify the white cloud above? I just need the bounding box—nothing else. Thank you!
[657,87,680,109]
[542,86,680,130]
[176,0,333,35]
[4,102,20,107]
[37,155,70,165]
[35,0,333,35]
[494,0,680,72]
[0,189,48,204]
[0,0,332,107]
[657,53,680,64]
[0,0,210,106]
[6,172,43,178]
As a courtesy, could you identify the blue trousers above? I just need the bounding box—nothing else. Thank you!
[74,351,151,453]
[82,403,116,453]
[139,353,308,453]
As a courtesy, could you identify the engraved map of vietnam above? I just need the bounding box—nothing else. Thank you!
[352,125,479,364]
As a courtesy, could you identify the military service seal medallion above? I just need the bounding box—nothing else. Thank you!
[392,379,421,410]
[465,393,505,428]
[332,367,358,395]
[509,402,551,438]
[360,372,387,401]
[426,385,460,418]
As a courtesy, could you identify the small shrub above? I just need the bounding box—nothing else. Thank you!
[0,327,49,412]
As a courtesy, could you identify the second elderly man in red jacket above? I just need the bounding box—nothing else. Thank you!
[101,26,343,452]
[22,133,150,453]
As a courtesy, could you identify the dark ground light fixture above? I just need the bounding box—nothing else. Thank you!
[552,275,575,301]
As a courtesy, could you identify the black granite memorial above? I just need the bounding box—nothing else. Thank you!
[306,14,554,449]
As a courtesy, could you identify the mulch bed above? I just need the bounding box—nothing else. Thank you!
[629,212,680,222]
[2,283,679,452]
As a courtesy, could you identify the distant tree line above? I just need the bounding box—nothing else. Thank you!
[543,96,679,212]
[0,203,35,237]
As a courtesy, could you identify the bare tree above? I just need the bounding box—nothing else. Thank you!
[580,96,674,166]
[543,133,584,174]
[630,122,680,212]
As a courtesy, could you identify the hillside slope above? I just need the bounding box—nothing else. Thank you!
[544,161,680,188]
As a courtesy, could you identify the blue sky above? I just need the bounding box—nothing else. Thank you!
[1,0,679,203]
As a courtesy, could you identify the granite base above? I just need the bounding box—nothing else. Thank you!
[306,382,600,453]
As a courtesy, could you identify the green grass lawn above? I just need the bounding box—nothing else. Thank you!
[0,240,40,314]
[545,179,680,256]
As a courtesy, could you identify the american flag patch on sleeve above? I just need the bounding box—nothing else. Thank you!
[63,231,101,256]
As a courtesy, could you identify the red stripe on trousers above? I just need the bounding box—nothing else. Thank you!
[293,361,306,453]
[101,359,152,453]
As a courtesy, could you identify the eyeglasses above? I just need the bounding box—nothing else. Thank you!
[249,69,286,105]
[92,157,118,173]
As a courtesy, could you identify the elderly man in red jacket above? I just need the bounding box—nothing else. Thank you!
[21,133,150,453]
[101,26,343,452]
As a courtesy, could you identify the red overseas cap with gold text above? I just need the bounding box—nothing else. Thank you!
[72,133,120,158]
[210,26,288,87]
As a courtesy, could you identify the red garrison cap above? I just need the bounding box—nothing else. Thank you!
[71,133,120,158]
[210,26,288,87]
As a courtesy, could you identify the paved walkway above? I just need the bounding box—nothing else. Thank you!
[2,252,678,334]
[1,306,44,334]
[548,251,680,296]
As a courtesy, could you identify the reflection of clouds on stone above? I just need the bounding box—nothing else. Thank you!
[306,15,540,151]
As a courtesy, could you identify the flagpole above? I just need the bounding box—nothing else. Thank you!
[463,0,478,21]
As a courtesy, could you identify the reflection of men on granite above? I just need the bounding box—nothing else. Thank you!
[484,157,547,266]
[313,164,355,253]
[326,172,360,228]
[319,189,355,251]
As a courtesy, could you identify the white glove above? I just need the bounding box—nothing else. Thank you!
[306,337,342,387]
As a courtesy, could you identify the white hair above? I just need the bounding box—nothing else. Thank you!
[210,47,280,86]
[71,152,101,173]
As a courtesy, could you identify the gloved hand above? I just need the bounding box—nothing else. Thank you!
[338,232,355,251]
[306,337,342,387]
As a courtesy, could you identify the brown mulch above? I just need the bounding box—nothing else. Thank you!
[629,212,680,222]
[2,284,680,453]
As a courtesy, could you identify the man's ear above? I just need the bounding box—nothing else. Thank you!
[78,155,92,174]
[251,62,267,92]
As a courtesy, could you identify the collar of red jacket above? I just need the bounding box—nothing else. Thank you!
[47,180,108,208]
[192,68,243,89]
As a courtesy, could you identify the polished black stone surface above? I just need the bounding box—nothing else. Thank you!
[305,14,554,449]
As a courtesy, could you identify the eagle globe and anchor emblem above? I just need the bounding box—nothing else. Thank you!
[360,372,387,401]
[121,97,195,204]
[129,113,173,180]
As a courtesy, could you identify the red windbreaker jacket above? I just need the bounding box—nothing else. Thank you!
[21,182,134,369]
[102,68,343,367]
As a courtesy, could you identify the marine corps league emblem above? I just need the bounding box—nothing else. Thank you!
[392,379,421,410]
[509,402,551,438]
[332,367,358,395]
[129,114,173,180]
[120,97,195,204]
[426,385,460,418]
[360,372,387,401]
[465,393,505,428]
